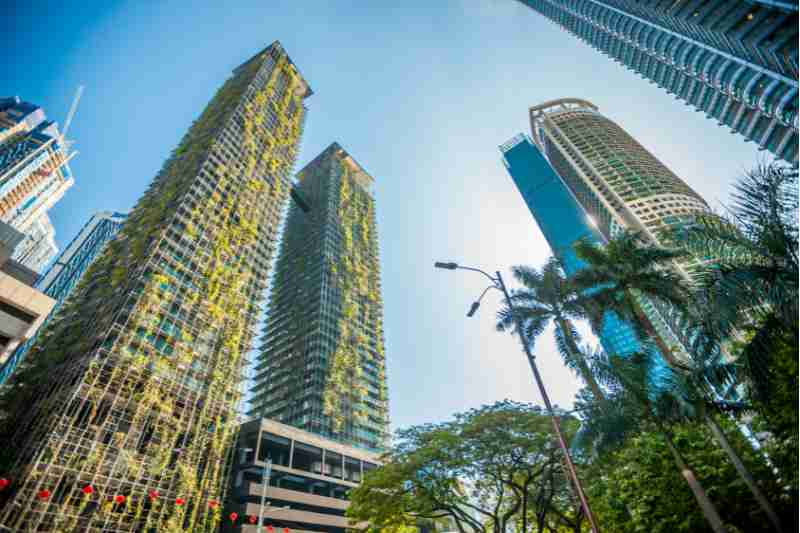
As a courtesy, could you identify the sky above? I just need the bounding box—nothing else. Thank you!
[4,0,764,432]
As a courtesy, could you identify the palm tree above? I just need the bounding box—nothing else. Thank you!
[571,230,691,367]
[496,257,606,402]
[571,226,787,531]
[579,349,730,533]
[666,343,787,533]
[668,162,798,405]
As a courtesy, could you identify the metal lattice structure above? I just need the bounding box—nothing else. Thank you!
[249,143,390,453]
[0,41,311,532]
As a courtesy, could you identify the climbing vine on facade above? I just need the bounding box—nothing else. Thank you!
[0,42,310,532]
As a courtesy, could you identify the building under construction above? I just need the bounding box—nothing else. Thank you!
[0,41,311,532]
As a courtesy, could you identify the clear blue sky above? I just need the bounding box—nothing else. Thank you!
[5,0,763,431]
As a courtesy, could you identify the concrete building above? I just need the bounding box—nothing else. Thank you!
[516,0,798,163]
[0,221,55,367]
[225,418,380,533]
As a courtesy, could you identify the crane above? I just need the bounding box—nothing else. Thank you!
[59,85,84,150]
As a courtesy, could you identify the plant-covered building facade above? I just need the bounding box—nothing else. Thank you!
[0,41,311,532]
[249,143,390,453]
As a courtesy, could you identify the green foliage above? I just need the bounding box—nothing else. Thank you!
[582,420,795,533]
[496,258,606,402]
[348,401,583,533]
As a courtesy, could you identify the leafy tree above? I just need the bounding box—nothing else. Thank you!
[665,163,798,474]
[577,350,729,533]
[347,401,584,532]
[496,258,605,402]
[581,419,794,533]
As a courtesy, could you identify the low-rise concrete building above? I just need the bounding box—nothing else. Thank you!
[225,418,381,533]
[0,221,54,366]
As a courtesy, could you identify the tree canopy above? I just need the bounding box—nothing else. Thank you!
[347,401,584,533]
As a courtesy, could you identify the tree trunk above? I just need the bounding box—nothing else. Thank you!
[661,429,729,533]
[556,318,606,402]
[705,414,784,533]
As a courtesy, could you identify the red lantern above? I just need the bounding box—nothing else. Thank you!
[175,497,185,506]
[266,526,273,533]
[208,499,218,508]
[229,512,238,523]
[284,528,290,533]
[248,515,257,524]
[148,490,159,501]
[114,495,125,505]
[37,489,51,501]
[81,485,93,495]
[0,478,9,490]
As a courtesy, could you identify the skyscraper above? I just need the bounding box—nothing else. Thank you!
[500,133,642,360]
[516,0,799,163]
[249,143,390,453]
[528,98,713,361]
[0,41,311,532]
[0,96,75,272]
[0,211,127,385]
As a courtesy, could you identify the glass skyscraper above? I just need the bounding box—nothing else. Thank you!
[249,143,390,453]
[527,98,716,363]
[0,42,310,532]
[500,133,641,359]
[516,0,798,163]
[0,211,127,385]
[0,96,75,272]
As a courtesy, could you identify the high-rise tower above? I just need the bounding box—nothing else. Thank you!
[529,98,713,362]
[0,97,76,272]
[249,143,389,453]
[516,0,799,163]
[500,134,642,358]
[0,42,311,532]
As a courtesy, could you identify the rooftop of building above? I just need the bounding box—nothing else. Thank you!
[297,142,375,191]
[236,41,314,99]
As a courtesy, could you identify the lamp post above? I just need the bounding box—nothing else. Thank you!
[238,448,279,527]
[434,261,600,533]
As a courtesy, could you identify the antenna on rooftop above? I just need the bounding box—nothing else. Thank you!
[60,85,84,150]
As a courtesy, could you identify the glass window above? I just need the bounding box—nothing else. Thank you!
[292,442,323,473]
[324,450,343,478]
[258,432,291,466]
[344,456,361,482]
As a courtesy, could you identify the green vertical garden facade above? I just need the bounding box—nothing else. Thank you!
[250,143,390,452]
[0,42,311,532]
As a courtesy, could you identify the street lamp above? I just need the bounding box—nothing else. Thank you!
[434,261,600,533]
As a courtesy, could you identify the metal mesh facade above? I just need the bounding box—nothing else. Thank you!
[0,42,310,532]
[250,143,389,453]
[517,0,799,163]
